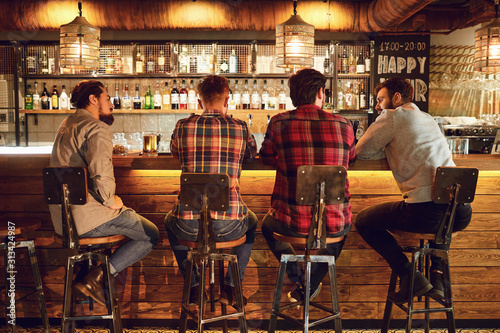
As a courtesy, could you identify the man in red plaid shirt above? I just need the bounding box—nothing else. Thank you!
[260,68,356,302]
[165,75,258,305]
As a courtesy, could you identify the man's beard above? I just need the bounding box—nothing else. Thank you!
[98,103,114,125]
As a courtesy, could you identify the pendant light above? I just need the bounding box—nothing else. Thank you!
[276,0,315,69]
[474,0,500,73]
[60,1,100,70]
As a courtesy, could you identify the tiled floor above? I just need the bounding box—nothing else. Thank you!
[2,328,500,333]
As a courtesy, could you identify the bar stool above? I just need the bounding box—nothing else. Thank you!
[176,173,247,333]
[0,217,50,333]
[268,165,347,333]
[381,167,479,333]
[42,167,125,333]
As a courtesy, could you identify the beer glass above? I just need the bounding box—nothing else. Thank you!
[142,132,158,156]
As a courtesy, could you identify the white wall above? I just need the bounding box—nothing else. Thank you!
[430,25,478,46]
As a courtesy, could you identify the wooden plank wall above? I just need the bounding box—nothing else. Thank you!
[1,155,500,324]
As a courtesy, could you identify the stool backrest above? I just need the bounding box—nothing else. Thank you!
[42,167,88,250]
[432,167,478,245]
[179,173,230,256]
[296,165,347,250]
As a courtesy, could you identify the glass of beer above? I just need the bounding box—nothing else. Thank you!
[142,132,158,156]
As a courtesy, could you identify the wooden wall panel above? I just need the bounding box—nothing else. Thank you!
[1,155,499,324]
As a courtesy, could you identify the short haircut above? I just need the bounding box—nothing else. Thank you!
[197,75,229,105]
[374,77,413,104]
[70,80,105,109]
[288,68,326,107]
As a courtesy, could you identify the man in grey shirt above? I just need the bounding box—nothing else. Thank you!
[355,77,472,304]
[49,80,159,306]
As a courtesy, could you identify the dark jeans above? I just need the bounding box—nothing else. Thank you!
[80,210,159,275]
[165,210,258,287]
[261,212,347,292]
[355,200,472,277]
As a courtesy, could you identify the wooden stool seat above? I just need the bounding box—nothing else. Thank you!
[55,233,127,247]
[178,235,246,249]
[1,217,50,333]
[273,232,344,246]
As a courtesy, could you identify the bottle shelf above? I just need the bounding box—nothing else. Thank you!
[20,108,286,115]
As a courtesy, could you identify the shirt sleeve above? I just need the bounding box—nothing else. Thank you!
[355,109,395,160]
[259,116,278,166]
[170,122,180,159]
[85,125,116,207]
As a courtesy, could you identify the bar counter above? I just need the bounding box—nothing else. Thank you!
[1,152,499,324]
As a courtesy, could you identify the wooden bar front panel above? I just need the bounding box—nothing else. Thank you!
[1,155,499,322]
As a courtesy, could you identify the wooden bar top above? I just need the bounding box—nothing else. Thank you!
[0,153,499,172]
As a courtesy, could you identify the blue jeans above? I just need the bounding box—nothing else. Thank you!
[355,201,472,277]
[80,210,159,275]
[261,212,347,292]
[165,210,258,287]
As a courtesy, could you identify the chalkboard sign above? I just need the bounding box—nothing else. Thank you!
[373,35,430,112]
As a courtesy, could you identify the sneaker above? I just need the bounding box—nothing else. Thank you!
[287,282,322,303]
[220,284,248,306]
[427,271,445,300]
[388,271,432,305]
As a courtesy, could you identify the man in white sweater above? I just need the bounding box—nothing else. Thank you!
[355,77,472,304]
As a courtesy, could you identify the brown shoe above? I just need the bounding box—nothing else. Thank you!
[73,266,106,307]
[220,284,247,307]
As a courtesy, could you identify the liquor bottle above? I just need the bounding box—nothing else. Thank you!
[122,83,132,110]
[136,50,144,74]
[171,80,180,110]
[348,49,356,74]
[233,80,241,110]
[242,79,250,110]
[337,80,344,110]
[341,47,348,74]
[133,83,141,109]
[251,80,260,110]
[189,47,198,73]
[158,49,165,73]
[25,85,33,110]
[147,50,156,73]
[345,82,353,110]
[365,50,371,73]
[179,45,188,73]
[51,85,59,110]
[188,80,197,110]
[279,79,287,110]
[353,82,359,110]
[359,82,367,109]
[154,82,162,110]
[60,85,69,110]
[229,49,238,74]
[115,50,123,73]
[220,57,229,73]
[33,82,40,110]
[323,49,330,75]
[228,80,236,111]
[162,82,171,110]
[267,81,277,110]
[113,83,121,109]
[106,49,115,74]
[324,87,331,109]
[41,50,49,74]
[356,51,365,74]
[261,80,269,110]
[144,85,153,110]
[179,79,188,109]
[41,83,50,109]
[26,52,37,74]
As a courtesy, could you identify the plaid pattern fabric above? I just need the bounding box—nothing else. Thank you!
[260,105,356,235]
[171,109,257,220]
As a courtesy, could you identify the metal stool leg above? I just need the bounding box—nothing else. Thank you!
[406,251,421,333]
[26,240,50,333]
[303,258,312,333]
[229,257,247,333]
[268,257,288,333]
[102,256,122,333]
[62,256,77,333]
[443,255,456,333]
[197,258,207,333]
[179,254,194,333]
[381,270,398,333]
[217,257,228,333]
[328,257,342,333]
